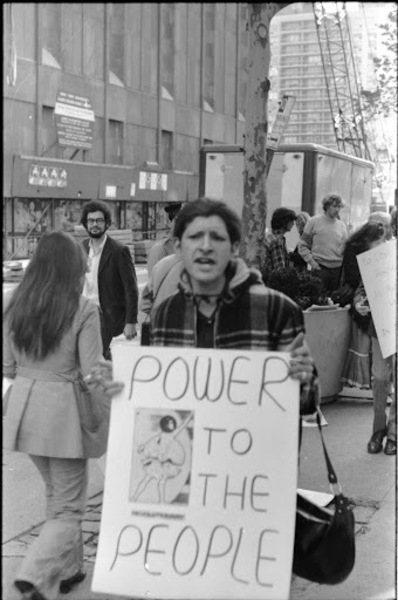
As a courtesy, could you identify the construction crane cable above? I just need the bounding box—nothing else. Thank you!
[343,2,372,161]
[335,2,365,158]
[312,3,341,150]
[360,1,393,163]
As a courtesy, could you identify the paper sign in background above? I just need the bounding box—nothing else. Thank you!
[357,239,396,358]
[92,345,300,600]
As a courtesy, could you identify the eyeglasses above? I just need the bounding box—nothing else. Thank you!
[87,218,105,225]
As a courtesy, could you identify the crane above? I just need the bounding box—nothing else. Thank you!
[312,1,371,160]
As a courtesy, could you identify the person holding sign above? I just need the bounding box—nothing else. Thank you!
[353,232,396,456]
[148,198,319,414]
[3,232,124,600]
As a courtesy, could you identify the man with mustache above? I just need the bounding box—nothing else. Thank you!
[81,200,138,359]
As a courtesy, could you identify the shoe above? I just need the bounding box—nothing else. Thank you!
[367,431,385,454]
[14,580,46,600]
[59,570,86,594]
[384,439,397,456]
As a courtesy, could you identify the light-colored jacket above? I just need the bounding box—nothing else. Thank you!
[147,237,175,276]
[3,297,108,458]
[140,253,183,315]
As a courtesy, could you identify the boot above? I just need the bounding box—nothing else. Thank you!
[367,430,385,454]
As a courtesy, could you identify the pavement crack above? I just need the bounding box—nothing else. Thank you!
[348,496,381,510]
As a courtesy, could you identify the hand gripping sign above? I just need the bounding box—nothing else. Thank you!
[92,344,300,600]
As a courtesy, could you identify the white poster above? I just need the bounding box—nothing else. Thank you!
[92,345,300,600]
[357,239,396,358]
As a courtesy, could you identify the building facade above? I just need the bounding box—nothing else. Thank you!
[3,3,249,259]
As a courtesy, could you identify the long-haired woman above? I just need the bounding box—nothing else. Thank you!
[340,221,387,390]
[3,231,123,600]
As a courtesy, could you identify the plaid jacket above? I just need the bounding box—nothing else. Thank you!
[263,231,289,282]
[149,259,319,413]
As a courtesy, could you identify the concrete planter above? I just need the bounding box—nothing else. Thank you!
[304,306,351,403]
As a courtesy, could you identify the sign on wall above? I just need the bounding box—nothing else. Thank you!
[357,238,396,358]
[139,171,168,191]
[28,164,67,187]
[92,345,300,600]
[54,90,95,149]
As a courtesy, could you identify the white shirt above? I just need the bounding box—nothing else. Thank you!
[82,234,107,306]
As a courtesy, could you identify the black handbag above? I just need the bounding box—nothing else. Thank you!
[293,409,356,585]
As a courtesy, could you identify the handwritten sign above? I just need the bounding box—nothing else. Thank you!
[357,239,396,358]
[92,345,300,600]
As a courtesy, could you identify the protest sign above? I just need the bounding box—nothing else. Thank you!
[357,239,396,358]
[92,344,300,600]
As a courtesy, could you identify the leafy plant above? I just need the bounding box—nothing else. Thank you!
[266,267,328,310]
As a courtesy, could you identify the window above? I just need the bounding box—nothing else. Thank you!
[237,4,249,119]
[281,33,300,43]
[161,3,175,99]
[161,130,173,170]
[42,3,62,68]
[13,3,36,61]
[84,4,105,80]
[203,4,216,110]
[63,4,83,74]
[42,106,62,159]
[109,120,124,164]
[142,4,158,94]
[109,4,124,85]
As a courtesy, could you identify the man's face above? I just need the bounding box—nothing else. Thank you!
[86,211,107,239]
[175,215,239,293]
[325,202,342,219]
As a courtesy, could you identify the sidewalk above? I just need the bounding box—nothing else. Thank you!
[3,481,396,600]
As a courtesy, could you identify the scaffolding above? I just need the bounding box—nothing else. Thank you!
[312,2,371,160]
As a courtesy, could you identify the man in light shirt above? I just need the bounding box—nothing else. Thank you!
[81,200,138,359]
[147,201,182,276]
[298,193,348,294]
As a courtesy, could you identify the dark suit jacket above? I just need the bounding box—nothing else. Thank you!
[83,236,138,336]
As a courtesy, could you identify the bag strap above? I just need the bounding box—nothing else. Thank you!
[315,408,341,492]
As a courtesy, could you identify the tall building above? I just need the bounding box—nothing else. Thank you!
[270,2,393,148]
[3,3,249,259]
[270,3,336,147]
[269,2,396,206]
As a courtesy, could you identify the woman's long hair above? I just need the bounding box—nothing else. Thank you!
[5,231,87,360]
[346,221,386,253]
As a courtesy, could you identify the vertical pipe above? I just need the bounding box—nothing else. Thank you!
[36,3,42,156]
[103,4,109,165]
[199,3,204,145]
[235,3,240,143]
[156,4,162,165]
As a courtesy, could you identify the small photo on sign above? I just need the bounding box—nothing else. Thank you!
[129,409,194,506]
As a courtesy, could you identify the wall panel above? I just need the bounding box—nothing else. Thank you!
[174,3,188,104]
[125,3,142,89]
[186,3,201,108]
[141,3,158,95]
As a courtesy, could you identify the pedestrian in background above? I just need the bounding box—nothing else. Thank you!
[262,207,297,283]
[367,210,393,239]
[353,235,396,456]
[3,231,124,600]
[289,210,310,272]
[140,253,183,317]
[148,198,319,417]
[340,221,388,390]
[147,201,182,276]
[81,200,138,360]
[298,193,348,294]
